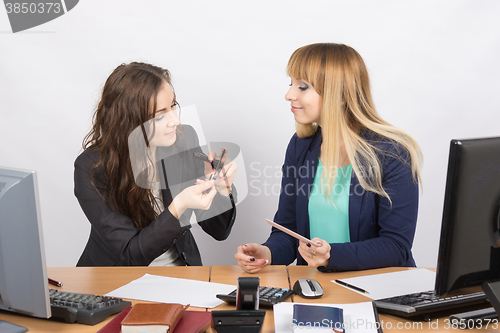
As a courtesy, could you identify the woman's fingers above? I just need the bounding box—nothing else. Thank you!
[235,244,269,273]
[298,238,330,268]
[195,178,215,192]
[222,161,237,181]
[185,179,216,210]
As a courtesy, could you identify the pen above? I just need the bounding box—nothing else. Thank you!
[192,152,220,169]
[335,280,369,294]
[209,149,226,180]
[48,278,63,287]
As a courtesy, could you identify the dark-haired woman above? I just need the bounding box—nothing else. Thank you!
[75,62,237,266]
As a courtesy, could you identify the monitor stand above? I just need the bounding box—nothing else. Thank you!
[449,307,498,322]
[0,319,28,333]
[483,280,500,316]
[449,280,500,325]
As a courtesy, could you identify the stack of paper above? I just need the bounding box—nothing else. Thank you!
[105,274,236,308]
[333,268,436,300]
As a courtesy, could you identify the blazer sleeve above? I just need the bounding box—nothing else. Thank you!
[262,134,301,265]
[321,141,419,271]
[196,192,236,241]
[74,150,190,266]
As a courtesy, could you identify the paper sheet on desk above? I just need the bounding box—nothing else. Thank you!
[274,302,378,333]
[333,268,436,300]
[104,273,236,308]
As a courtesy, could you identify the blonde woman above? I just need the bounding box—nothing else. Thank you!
[235,43,422,273]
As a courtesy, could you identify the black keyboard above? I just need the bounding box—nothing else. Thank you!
[216,286,293,307]
[49,289,132,325]
[374,290,488,318]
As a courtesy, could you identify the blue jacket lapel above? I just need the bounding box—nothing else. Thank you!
[348,173,362,242]
[296,131,321,240]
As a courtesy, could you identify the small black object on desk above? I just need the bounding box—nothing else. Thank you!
[212,277,266,333]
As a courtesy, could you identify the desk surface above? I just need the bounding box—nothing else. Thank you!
[0,266,496,333]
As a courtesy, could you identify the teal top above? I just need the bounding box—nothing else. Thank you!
[308,160,352,244]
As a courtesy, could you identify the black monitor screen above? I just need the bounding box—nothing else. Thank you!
[435,137,500,296]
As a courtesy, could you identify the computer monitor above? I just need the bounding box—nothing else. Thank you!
[435,137,500,297]
[0,167,51,318]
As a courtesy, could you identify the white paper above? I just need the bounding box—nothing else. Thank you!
[274,302,379,333]
[104,273,236,308]
[333,268,436,300]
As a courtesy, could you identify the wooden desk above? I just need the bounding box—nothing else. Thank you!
[288,266,496,333]
[0,266,210,333]
[0,266,497,332]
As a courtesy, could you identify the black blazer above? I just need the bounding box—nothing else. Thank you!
[75,125,236,266]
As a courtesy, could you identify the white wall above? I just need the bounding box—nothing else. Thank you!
[1,0,499,268]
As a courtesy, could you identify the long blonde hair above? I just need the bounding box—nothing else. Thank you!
[287,43,422,202]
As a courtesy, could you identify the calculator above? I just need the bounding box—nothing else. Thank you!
[216,285,294,307]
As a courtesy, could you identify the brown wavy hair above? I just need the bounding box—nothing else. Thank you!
[83,62,177,229]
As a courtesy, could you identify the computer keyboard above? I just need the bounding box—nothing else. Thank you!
[373,290,488,318]
[49,289,132,325]
[216,285,293,307]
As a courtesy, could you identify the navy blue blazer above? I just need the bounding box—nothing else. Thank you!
[262,128,418,271]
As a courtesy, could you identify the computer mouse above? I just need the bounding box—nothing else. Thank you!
[293,278,324,298]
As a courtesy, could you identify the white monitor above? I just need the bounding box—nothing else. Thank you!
[0,167,51,318]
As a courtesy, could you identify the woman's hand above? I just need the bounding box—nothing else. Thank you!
[298,237,331,268]
[235,243,271,273]
[168,179,217,219]
[213,161,237,196]
[205,149,237,197]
